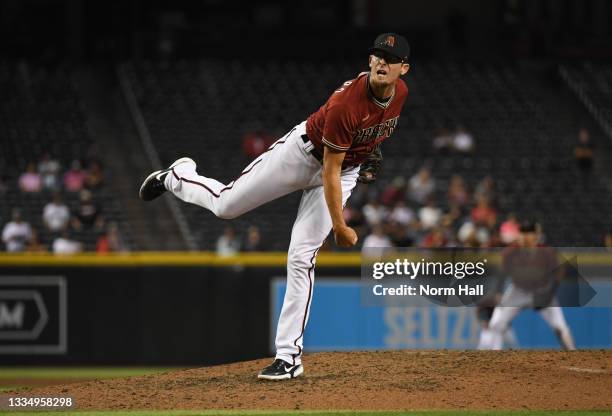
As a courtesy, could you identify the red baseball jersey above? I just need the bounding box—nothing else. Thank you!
[306,72,408,167]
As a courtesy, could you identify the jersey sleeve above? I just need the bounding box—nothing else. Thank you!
[321,103,356,151]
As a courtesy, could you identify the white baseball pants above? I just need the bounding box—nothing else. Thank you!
[164,121,359,365]
[480,284,576,350]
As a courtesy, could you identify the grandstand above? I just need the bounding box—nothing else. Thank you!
[117,59,612,249]
[0,63,135,251]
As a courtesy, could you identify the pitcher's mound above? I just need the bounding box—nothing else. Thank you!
[16,350,612,411]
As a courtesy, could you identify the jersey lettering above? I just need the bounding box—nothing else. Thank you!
[353,116,399,144]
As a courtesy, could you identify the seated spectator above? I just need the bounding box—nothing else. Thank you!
[457,220,490,247]
[85,161,104,190]
[0,174,8,194]
[447,174,470,207]
[242,129,273,159]
[362,225,393,256]
[19,162,42,193]
[389,201,415,226]
[420,227,448,248]
[96,222,127,253]
[362,199,388,227]
[418,197,442,230]
[216,225,241,256]
[243,225,263,251]
[27,229,47,252]
[381,176,406,207]
[432,127,453,154]
[452,126,474,153]
[64,160,87,192]
[71,190,104,231]
[2,209,32,252]
[53,230,82,254]
[388,222,415,247]
[499,213,520,245]
[343,203,365,228]
[38,153,61,191]
[474,175,496,205]
[471,195,497,228]
[43,193,70,232]
[409,167,435,204]
[574,128,594,175]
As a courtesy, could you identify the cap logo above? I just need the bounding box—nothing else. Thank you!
[385,36,395,47]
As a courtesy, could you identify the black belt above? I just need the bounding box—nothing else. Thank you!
[301,134,323,163]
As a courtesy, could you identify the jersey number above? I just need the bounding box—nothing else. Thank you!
[334,80,353,93]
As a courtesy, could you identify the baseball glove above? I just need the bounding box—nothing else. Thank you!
[357,145,383,184]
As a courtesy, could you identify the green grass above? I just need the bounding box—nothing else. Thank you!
[0,411,610,416]
[0,367,178,379]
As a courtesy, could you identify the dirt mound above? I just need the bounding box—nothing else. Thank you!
[11,351,612,411]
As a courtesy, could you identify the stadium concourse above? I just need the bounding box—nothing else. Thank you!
[1,59,612,252]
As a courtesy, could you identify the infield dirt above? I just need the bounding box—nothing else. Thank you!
[12,351,612,411]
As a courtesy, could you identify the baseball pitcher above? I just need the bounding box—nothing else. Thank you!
[140,33,411,379]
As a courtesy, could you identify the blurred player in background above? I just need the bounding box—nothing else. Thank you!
[479,221,576,350]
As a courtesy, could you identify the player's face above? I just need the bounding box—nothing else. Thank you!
[369,52,409,86]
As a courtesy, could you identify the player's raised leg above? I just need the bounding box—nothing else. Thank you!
[140,123,314,218]
[258,167,359,380]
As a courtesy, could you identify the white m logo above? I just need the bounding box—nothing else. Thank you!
[0,302,25,328]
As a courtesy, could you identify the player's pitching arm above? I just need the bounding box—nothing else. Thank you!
[322,147,358,248]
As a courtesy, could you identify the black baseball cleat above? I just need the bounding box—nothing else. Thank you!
[257,359,304,381]
[139,157,196,201]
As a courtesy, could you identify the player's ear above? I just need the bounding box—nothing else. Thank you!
[368,55,374,68]
[400,63,410,75]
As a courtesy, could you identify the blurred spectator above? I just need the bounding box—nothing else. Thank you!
[243,225,263,251]
[418,197,442,230]
[42,193,70,232]
[381,176,406,206]
[343,203,365,228]
[362,225,393,255]
[442,203,463,230]
[53,230,82,254]
[499,213,520,245]
[19,161,42,192]
[420,227,448,248]
[389,201,415,226]
[409,167,435,204]
[2,209,32,252]
[605,230,612,248]
[471,195,497,228]
[388,222,415,247]
[433,127,453,153]
[242,129,273,159]
[38,153,61,191]
[447,174,470,207]
[458,220,490,247]
[85,161,104,190]
[96,222,127,253]
[71,190,104,231]
[27,229,47,252]
[362,199,388,227]
[452,126,474,153]
[574,128,593,175]
[64,160,87,192]
[0,174,8,194]
[474,175,496,204]
[216,225,241,256]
